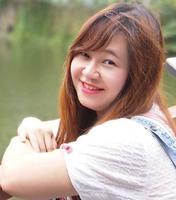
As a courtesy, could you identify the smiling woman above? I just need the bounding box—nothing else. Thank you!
[1,2,176,200]
[71,34,128,118]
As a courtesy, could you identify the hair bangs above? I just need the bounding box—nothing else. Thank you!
[70,15,122,56]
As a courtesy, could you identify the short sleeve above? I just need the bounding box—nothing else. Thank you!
[62,118,148,200]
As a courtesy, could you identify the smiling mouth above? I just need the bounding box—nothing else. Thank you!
[81,81,104,93]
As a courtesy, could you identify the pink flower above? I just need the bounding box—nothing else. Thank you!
[60,143,73,153]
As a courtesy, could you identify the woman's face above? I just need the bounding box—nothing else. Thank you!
[71,33,129,118]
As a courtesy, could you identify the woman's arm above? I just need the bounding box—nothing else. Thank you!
[1,137,77,200]
[0,186,11,200]
[0,166,11,200]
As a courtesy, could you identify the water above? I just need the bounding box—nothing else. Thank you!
[0,39,66,158]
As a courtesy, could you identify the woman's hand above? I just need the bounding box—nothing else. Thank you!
[17,117,58,152]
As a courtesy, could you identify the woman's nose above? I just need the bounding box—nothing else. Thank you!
[82,61,100,80]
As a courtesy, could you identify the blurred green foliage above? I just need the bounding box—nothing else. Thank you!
[0,0,6,5]
[9,1,98,52]
[0,0,175,56]
[150,0,176,56]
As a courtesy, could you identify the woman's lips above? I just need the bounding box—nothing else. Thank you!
[81,81,104,94]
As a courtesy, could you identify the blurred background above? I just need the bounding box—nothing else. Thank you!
[0,0,176,159]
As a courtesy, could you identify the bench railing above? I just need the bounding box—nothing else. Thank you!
[166,58,176,122]
[169,106,176,121]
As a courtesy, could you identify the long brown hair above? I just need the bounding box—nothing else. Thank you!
[57,2,176,148]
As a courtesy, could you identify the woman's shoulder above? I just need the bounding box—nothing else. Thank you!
[66,118,176,199]
[84,117,174,165]
[88,117,151,142]
[74,118,154,159]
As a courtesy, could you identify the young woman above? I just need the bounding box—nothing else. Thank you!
[1,2,176,200]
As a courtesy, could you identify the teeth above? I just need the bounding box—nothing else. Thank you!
[84,82,99,90]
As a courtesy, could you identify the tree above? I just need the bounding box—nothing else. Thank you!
[150,0,176,56]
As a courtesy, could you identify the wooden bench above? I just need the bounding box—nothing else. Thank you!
[169,105,176,122]
[166,57,176,76]
[166,58,176,123]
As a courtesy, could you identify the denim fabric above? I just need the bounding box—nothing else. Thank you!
[132,116,176,167]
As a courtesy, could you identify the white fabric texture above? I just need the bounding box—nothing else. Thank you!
[62,117,176,200]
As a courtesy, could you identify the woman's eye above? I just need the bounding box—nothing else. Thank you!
[80,52,90,58]
[104,59,116,66]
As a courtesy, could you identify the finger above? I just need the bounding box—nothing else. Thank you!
[27,133,41,152]
[17,126,27,142]
[44,132,56,152]
[52,136,58,149]
[35,132,48,152]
